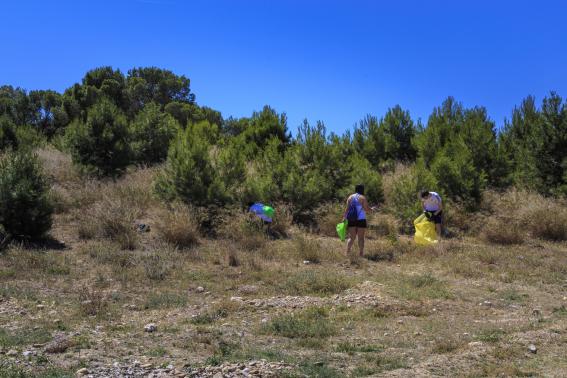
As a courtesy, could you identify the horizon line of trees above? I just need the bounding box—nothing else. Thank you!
[1,66,567,238]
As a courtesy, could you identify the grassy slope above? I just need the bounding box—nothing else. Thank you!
[0,149,566,377]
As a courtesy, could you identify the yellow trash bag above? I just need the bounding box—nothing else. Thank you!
[414,213,438,245]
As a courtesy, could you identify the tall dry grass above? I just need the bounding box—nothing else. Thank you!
[480,189,567,243]
[156,203,201,248]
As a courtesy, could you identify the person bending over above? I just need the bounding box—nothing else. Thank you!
[420,190,443,238]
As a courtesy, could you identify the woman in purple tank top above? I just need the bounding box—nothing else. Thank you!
[343,184,375,257]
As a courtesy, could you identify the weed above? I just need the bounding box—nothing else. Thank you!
[77,286,108,317]
[336,341,383,354]
[394,272,453,300]
[476,328,506,343]
[281,270,354,295]
[500,288,529,302]
[142,251,172,281]
[0,327,51,348]
[432,338,462,354]
[148,346,168,357]
[144,292,187,309]
[262,307,336,339]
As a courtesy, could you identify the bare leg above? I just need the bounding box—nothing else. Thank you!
[357,228,366,256]
[346,227,357,255]
[436,223,442,239]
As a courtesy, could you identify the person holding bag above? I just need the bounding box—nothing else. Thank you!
[343,184,375,257]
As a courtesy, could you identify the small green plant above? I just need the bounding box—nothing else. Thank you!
[144,292,187,309]
[476,328,506,343]
[148,346,168,357]
[281,270,354,295]
[263,307,336,339]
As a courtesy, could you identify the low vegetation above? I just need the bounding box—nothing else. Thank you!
[1,67,567,376]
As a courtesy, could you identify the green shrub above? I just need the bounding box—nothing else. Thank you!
[343,154,384,204]
[0,151,53,239]
[66,99,131,177]
[155,121,242,206]
[0,116,18,151]
[130,102,179,164]
[383,163,437,233]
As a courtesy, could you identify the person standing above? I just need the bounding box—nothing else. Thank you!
[420,190,443,238]
[344,184,374,256]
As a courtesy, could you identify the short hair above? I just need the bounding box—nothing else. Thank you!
[420,190,430,198]
[355,184,365,195]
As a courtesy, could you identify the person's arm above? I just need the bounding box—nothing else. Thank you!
[343,196,351,220]
[361,196,372,213]
[434,200,442,215]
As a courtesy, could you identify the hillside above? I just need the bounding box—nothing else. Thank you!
[0,148,566,377]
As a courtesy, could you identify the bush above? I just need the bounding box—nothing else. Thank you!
[0,116,18,151]
[66,99,131,177]
[383,163,437,233]
[155,121,241,206]
[130,102,179,164]
[0,151,53,239]
[343,154,384,204]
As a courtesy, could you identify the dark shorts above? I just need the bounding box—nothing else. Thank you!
[429,211,443,224]
[348,219,367,228]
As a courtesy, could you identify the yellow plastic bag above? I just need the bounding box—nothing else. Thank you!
[414,213,438,245]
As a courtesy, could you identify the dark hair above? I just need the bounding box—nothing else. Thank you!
[355,184,365,195]
[420,190,430,198]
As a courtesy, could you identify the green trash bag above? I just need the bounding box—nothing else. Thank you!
[336,220,348,242]
[413,213,438,245]
[262,205,275,218]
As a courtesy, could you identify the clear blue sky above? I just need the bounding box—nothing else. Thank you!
[1,0,566,133]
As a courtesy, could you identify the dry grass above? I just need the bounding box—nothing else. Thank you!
[368,213,399,238]
[77,285,109,317]
[481,217,524,245]
[315,203,344,237]
[293,235,323,263]
[219,211,268,251]
[482,189,567,242]
[156,203,201,248]
[78,197,140,249]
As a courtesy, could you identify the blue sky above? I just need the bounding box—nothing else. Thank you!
[1,0,566,133]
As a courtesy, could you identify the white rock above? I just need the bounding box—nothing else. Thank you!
[196,286,205,293]
[528,344,537,354]
[144,323,157,333]
[75,368,88,376]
